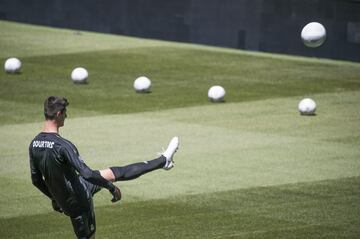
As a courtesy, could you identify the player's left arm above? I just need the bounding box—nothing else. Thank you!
[60,146,121,202]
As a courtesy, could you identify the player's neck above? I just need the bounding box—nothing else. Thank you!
[43,120,60,134]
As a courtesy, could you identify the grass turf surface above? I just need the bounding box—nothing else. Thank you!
[2,177,360,238]
[0,20,360,238]
[1,21,360,125]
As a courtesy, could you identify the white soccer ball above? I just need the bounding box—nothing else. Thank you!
[301,22,326,48]
[71,67,88,84]
[4,57,22,73]
[134,76,151,93]
[298,98,317,115]
[208,85,225,102]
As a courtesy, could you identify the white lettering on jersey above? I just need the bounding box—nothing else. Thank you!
[33,140,55,149]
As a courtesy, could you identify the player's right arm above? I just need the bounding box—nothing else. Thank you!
[29,147,52,199]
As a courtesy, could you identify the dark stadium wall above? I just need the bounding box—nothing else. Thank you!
[0,0,360,62]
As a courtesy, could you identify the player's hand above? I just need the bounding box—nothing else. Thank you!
[51,200,63,213]
[109,185,121,203]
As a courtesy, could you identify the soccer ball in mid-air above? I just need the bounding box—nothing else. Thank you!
[301,22,326,48]
[208,85,225,102]
[298,98,316,115]
[4,57,22,73]
[134,76,151,93]
[71,67,88,84]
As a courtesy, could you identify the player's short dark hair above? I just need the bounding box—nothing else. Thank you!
[44,96,69,120]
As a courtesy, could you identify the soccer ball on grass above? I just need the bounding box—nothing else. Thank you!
[208,85,225,102]
[298,98,317,115]
[71,67,88,84]
[4,58,22,73]
[134,76,151,93]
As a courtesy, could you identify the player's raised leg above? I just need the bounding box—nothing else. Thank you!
[162,136,179,170]
[100,137,179,182]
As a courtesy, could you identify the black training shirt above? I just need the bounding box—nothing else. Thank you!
[29,132,114,216]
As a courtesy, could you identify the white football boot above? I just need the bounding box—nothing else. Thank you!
[162,136,179,170]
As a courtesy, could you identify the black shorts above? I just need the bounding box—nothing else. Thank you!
[70,209,96,239]
[70,177,103,238]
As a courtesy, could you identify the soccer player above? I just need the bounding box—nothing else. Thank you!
[29,96,179,239]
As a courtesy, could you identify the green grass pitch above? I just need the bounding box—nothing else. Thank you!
[0,20,360,238]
